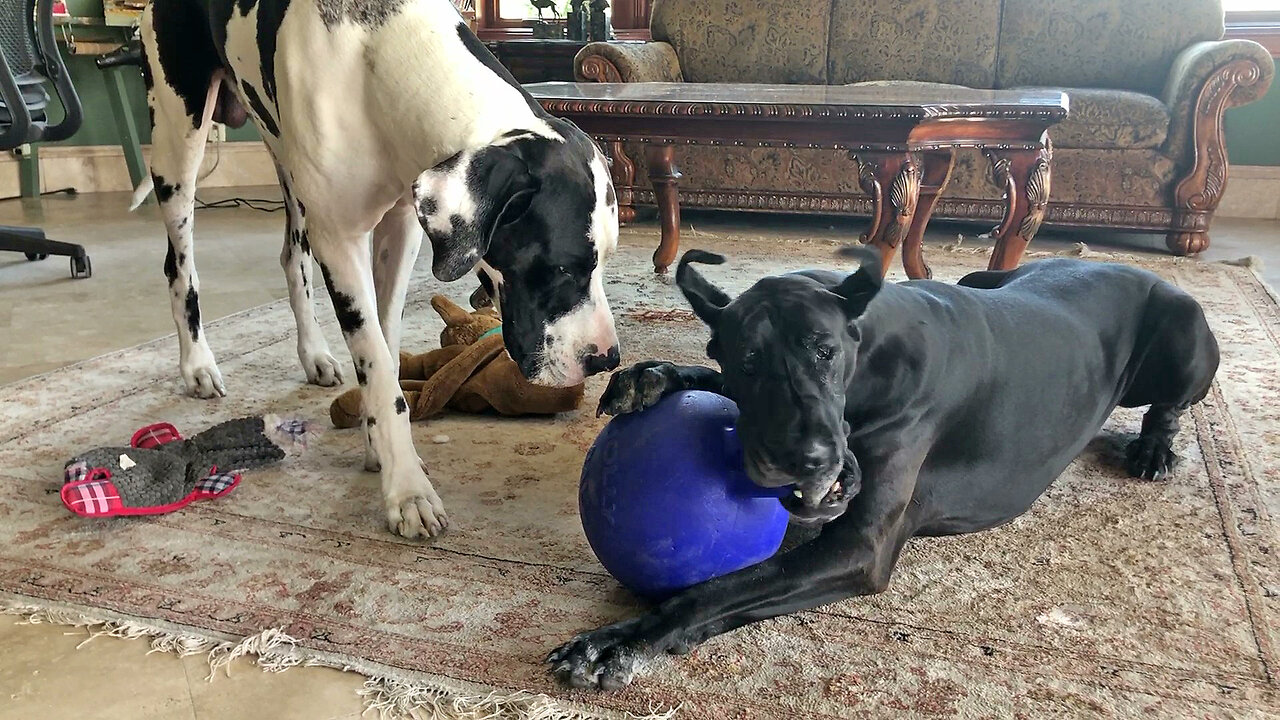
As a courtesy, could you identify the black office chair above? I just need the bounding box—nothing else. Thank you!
[1,0,90,278]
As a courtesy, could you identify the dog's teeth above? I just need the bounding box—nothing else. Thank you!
[792,489,804,498]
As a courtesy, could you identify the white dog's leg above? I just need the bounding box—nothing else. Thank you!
[362,195,424,471]
[275,165,343,387]
[143,26,223,398]
[309,220,447,539]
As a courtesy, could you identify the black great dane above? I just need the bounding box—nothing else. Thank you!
[548,248,1220,690]
[133,0,621,539]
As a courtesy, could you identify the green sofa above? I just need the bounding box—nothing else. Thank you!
[574,0,1274,255]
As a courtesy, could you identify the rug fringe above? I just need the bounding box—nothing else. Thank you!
[1,601,677,720]
[358,676,678,720]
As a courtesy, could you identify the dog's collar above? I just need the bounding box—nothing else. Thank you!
[478,326,502,341]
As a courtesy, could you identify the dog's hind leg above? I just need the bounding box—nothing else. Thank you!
[276,166,343,387]
[1120,284,1220,480]
[139,7,224,398]
[361,194,423,471]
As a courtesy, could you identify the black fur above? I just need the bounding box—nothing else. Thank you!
[395,397,408,414]
[319,264,364,336]
[184,287,202,340]
[151,0,223,125]
[239,81,280,138]
[550,251,1220,691]
[153,174,178,204]
[163,243,179,285]
[254,0,289,102]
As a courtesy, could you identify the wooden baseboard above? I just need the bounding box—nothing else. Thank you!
[0,141,278,198]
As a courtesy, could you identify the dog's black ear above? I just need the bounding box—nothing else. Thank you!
[832,245,884,317]
[676,250,732,325]
[413,145,539,282]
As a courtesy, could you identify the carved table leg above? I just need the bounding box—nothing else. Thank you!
[606,141,637,225]
[901,150,955,280]
[851,152,923,277]
[984,138,1052,272]
[647,144,683,274]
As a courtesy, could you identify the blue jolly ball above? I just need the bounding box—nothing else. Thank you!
[578,390,791,599]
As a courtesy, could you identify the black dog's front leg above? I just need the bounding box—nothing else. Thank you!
[596,361,724,417]
[548,488,914,690]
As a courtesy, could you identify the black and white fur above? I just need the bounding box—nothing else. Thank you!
[134,0,620,539]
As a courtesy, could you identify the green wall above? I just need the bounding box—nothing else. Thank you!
[51,45,1279,166]
[1225,79,1280,167]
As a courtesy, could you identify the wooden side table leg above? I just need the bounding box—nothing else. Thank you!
[646,144,682,274]
[852,152,922,277]
[901,150,954,280]
[984,137,1052,271]
[606,140,637,225]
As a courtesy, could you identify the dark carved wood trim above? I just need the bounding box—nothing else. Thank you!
[1168,57,1269,255]
[625,189,1180,233]
[538,98,1067,123]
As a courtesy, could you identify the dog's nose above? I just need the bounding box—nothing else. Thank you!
[582,345,620,376]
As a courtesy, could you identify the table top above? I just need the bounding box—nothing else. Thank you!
[526,82,1069,121]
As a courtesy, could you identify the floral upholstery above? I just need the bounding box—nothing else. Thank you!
[827,0,1001,88]
[995,0,1225,96]
[649,0,831,84]
[1020,88,1171,149]
[574,41,684,83]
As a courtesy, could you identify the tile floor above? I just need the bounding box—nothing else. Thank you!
[0,189,1276,718]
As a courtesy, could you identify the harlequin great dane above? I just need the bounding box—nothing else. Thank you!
[548,248,1219,690]
[133,0,621,539]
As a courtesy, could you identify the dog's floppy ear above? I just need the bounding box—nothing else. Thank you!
[832,245,884,317]
[413,145,539,282]
[676,250,732,325]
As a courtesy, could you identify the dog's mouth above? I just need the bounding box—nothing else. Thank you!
[779,474,855,525]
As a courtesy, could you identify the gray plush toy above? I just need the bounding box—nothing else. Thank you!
[62,415,309,517]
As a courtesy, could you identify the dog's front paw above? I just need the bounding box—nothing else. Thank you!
[383,461,448,538]
[180,350,226,399]
[597,361,681,417]
[1126,436,1177,481]
[547,619,651,691]
[299,344,344,387]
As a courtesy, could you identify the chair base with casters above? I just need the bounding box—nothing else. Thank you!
[2,0,90,280]
[0,224,91,278]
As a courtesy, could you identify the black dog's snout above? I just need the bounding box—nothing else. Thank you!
[582,346,621,376]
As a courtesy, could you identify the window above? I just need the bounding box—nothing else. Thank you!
[478,0,651,39]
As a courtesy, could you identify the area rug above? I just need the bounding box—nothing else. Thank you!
[2,230,1279,719]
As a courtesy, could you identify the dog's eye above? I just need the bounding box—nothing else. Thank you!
[741,352,759,376]
[814,345,835,362]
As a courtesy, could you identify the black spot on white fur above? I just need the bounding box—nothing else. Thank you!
[316,0,409,28]
[150,0,223,127]
[319,263,364,336]
[395,397,408,414]
[184,287,202,340]
[240,81,280,137]
[153,174,178,204]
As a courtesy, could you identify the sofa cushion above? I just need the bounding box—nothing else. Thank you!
[1022,88,1171,149]
[650,0,832,84]
[996,0,1225,96]
[827,0,1001,88]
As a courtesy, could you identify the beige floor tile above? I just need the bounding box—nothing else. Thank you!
[0,618,196,720]
[180,654,366,720]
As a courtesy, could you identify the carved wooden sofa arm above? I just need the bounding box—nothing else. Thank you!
[573,41,685,83]
[1161,39,1275,255]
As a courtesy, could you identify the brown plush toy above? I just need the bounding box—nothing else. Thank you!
[329,295,584,428]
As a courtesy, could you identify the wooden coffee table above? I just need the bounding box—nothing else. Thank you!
[528,82,1069,278]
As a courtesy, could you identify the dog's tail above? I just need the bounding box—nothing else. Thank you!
[129,71,223,212]
[129,174,154,211]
